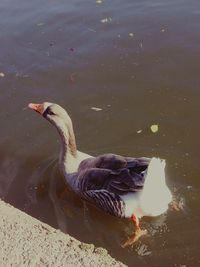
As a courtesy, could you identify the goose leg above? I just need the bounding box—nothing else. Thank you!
[122,214,147,248]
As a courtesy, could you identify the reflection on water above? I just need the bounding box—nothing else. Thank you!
[1,0,200,266]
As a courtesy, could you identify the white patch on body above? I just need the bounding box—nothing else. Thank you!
[120,192,143,218]
[120,158,172,218]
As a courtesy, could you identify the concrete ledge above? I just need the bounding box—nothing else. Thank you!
[0,200,126,266]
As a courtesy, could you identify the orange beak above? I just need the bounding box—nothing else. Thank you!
[28,103,44,114]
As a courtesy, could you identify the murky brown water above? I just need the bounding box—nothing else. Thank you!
[1,0,200,266]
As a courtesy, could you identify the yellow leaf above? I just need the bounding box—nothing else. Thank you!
[150,124,159,133]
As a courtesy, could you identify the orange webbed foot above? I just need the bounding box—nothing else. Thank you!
[121,227,147,248]
[169,200,184,211]
[121,214,147,248]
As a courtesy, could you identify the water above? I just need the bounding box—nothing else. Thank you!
[0,0,200,266]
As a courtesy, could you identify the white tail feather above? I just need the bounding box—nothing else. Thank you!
[143,157,165,190]
[140,157,172,216]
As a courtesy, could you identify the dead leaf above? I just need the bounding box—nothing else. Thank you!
[37,23,44,26]
[91,107,102,111]
[101,17,112,23]
[88,28,96,32]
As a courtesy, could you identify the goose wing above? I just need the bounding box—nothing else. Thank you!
[77,154,151,195]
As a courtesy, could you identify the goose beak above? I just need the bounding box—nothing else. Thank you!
[28,103,44,114]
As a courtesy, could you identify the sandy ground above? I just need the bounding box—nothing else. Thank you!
[0,200,126,267]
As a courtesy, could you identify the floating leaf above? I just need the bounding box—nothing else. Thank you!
[101,17,112,23]
[91,107,102,111]
[37,23,44,26]
[150,124,159,133]
[88,28,96,32]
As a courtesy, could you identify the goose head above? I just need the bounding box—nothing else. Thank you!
[28,102,72,129]
[28,102,77,172]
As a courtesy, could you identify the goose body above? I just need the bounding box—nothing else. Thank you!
[66,155,172,220]
[28,102,172,246]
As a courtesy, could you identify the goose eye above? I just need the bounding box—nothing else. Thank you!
[48,110,55,115]
[46,107,55,115]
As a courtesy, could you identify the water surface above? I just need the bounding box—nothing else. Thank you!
[0,1,200,266]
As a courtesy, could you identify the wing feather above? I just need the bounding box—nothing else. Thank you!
[76,154,150,195]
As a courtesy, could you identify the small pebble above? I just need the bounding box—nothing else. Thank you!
[187,185,192,190]
[79,243,95,252]
[94,247,108,256]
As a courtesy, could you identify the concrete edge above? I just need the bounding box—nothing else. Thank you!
[0,199,126,267]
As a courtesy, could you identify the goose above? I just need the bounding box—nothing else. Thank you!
[28,102,173,247]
